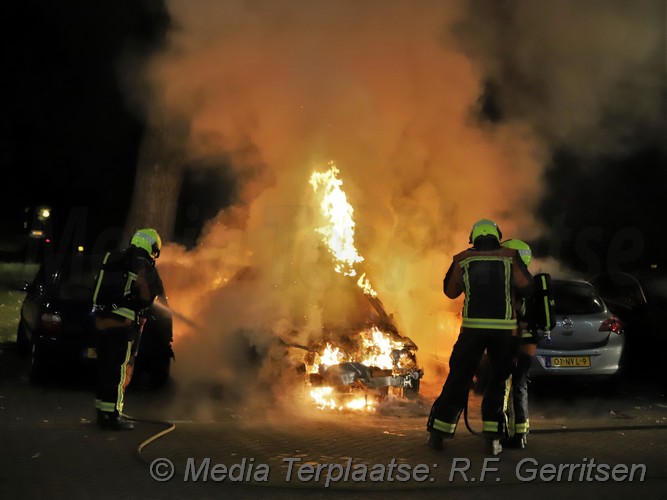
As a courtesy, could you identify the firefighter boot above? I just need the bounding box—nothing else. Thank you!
[427,431,444,450]
[484,434,503,456]
[504,433,527,449]
[97,410,134,431]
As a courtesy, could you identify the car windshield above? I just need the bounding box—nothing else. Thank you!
[553,281,605,315]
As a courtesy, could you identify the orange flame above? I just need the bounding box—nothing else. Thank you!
[309,386,375,412]
[310,161,378,297]
[359,326,405,370]
[306,163,405,411]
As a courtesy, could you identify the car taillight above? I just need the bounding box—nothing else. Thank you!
[40,313,63,333]
[599,316,623,335]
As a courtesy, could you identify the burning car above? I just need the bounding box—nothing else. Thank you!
[274,163,425,410]
[282,293,423,411]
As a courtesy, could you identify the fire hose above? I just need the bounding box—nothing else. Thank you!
[120,309,201,459]
[122,413,177,455]
[124,307,272,459]
[127,310,667,460]
[463,397,480,436]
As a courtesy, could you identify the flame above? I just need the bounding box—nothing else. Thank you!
[343,396,374,411]
[359,326,405,370]
[356,272,377,298]
[318,343,347,367]
[304,327,411,411]
[310,162,363,277]
[311,328,403,373]
[310,162,378,296]
[309,386,375,411]
[307,163,402,411]
[310,387,337,410]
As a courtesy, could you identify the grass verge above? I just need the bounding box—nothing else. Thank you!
[0,262,39,343]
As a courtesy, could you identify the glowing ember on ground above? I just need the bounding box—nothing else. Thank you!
[309,387,375,412]
[309,387,337,410]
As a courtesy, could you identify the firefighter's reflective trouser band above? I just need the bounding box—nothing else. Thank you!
[432,418,456,435]
[514,420,529,434]
[95,327,135,413]
[429,415,505,435]
[483,421,501,432]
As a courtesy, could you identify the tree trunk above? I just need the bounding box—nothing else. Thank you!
[124,114,188,243]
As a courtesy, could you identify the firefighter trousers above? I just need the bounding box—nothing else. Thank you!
[510,350,532,435]
[427,328,516,437]
[95,326,139,415]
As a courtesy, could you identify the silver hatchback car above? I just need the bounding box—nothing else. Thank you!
[529,279,625,380]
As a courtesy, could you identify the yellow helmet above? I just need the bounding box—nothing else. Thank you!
[130,228,162,259]
[501,239,532,266]
[469,219,502,244]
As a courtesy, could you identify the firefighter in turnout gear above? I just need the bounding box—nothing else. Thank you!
[92,228,165,430]
[501,239,534,449]
[427,219,534,455]
[501,239,555,449]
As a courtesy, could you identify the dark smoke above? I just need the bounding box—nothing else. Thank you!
[454,0,666,275]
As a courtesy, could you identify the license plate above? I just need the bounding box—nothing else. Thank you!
[86,348,97,359]
[546,356,590,367]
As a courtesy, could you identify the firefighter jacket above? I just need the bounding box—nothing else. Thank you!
[93,246,165,323]
[443,243,534,331]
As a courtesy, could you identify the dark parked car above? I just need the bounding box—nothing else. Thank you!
[16,253,174,388]
[589,270,667,387]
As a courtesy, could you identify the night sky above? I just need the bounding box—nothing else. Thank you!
[1,1,169,250]
[1,1,665,278]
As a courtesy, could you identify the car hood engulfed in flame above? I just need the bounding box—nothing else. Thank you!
[284,294,423,411]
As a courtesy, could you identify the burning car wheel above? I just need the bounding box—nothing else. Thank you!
[404,375,420,399]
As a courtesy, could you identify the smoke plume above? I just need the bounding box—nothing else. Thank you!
[132,0,663,410]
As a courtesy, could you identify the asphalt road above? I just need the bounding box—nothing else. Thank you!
[1,341,666,500]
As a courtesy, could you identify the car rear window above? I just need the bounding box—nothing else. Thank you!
[553,282,606,315]
[55,257,98,301]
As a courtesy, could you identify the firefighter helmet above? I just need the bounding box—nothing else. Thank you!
[501,239,532,266]
[130,228,162,259]
[469,219,502,244]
